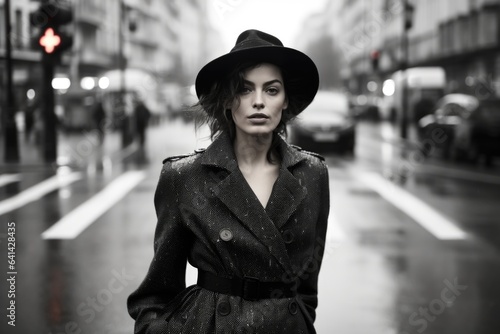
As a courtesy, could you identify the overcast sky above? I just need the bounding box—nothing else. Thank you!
[208,0,329,50]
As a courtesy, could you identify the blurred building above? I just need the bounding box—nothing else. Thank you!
[0,0,41,114]
[170,0,211,84]
[335,0,385,94]
[0,0,220,128]
[331,0,500,99]
[294,1,346,89]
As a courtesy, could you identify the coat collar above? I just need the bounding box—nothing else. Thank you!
[200,132,306,172]
[200,132,308,272]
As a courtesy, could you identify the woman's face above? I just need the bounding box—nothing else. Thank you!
[230,63,288,138]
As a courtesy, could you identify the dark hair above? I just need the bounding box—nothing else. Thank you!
[193,61,308,163]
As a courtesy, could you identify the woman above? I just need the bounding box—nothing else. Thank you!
[128,29,330,334]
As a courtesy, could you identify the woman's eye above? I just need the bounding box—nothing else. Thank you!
[267,87,279,95]
[240,87,252,94]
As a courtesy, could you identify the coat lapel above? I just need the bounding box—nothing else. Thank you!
[200,134,307,272]
[264,138,308,230]
[265,166,307,230]
[217,169,293,272]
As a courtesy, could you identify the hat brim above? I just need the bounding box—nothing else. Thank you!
[195,46,319,115]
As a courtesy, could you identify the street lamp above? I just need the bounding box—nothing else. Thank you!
[118,0,127,148]
[117,0,138,148]
[3,0,19,162]
[400,0,415,140]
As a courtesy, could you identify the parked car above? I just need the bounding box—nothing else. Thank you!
[468,98,500,164]
[349,94,380,121]
[381,67,446,122]
[288,90,356,154]
[417,93,500,164]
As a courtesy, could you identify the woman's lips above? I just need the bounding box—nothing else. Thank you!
[248,113,269,124]
[248,113,269,119]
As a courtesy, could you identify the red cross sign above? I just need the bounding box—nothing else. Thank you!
[40,28,61,54]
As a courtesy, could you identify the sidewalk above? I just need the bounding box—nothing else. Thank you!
[357,119,500,174]
[0,127,135,172]
[357,119,421,148]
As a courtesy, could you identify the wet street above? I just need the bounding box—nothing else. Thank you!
[1,119,500,334]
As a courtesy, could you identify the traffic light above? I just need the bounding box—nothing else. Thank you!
[30,0,73,62]
[404,1,415,30]
[29,1,74,162]
[370,49,380,72]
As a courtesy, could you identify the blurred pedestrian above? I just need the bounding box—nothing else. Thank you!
[33,105,44,145]
[413,97,435,124]
[92,96,106,145]
[133,98,150,148]
[127,29,329,333]
[24,98,38,142]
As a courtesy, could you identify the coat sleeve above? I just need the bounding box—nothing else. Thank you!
[297,162,330,322]
[127,162,192,334]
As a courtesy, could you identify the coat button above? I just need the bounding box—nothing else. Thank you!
[288,300,298,315]
[282,230,294,244]
[217,301,231,316]
[219,228,233,241]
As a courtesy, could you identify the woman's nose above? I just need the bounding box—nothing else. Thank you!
[252,92,264,109]
[252,102,265,109]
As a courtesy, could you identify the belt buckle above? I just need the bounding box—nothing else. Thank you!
[242,276,260,301]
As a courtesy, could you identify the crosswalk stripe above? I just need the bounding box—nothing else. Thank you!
[42,171,146,240]
[417,164,500,185]
[0,172,82,216]
[327,210,347,241]
[327,180,348,242]
[358,172,467,240]
[0,174,21,188]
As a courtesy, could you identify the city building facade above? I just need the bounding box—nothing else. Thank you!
[334,0,500,99]
[0,0,41,116]
[0,0,219,129]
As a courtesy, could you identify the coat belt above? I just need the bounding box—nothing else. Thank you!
[197,270,297,301]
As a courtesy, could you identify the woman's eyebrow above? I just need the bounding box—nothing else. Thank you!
[243,79,284,86]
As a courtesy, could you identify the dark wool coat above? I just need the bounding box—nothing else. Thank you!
[128,133,330,334]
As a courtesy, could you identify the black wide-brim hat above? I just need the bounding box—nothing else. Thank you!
[195,29,319,115]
